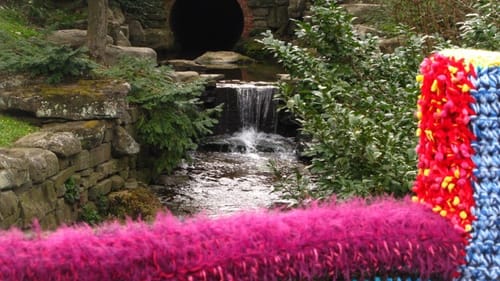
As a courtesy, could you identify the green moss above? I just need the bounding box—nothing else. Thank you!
[83,120,102,129]
[107,187,163,221]
[37,80,109,97]
[0,113,39,147]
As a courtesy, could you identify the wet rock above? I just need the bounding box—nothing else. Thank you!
[15,131,82,157]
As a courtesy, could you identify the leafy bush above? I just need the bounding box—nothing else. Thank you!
[99,57,222,173]
[0,30,96,84]
[259,0,424,199]
[458,0,499,50]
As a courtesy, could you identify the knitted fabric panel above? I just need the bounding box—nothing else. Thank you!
[460,57,500,281]
[0,198,463,281]
[413,49,500,281]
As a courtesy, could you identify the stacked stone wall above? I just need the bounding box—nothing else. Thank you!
[0,80,142,230]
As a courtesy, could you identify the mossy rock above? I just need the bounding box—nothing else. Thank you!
[107,187,163,221]
[0,79,130,120]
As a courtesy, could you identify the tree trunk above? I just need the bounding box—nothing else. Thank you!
[87,0,108,63]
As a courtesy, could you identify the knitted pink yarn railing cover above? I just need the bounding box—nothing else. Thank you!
[0,198,464,281]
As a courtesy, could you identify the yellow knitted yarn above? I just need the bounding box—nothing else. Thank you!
[439,49,500,67]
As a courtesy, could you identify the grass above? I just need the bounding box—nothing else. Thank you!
[0,6,39,38]
[0,113,38,147]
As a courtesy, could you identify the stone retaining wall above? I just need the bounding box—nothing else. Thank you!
[0,80,142,230]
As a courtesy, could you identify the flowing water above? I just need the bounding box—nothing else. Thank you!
[153,81,300,217]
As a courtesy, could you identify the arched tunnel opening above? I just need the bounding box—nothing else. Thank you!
[170,0,244,56]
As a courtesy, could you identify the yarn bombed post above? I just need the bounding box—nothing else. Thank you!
[413,49,500,281]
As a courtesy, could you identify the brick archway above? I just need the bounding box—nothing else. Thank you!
[236,0,253,38]
[165,0,253,53]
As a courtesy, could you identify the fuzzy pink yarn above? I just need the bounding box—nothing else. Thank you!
[0,197,464,281]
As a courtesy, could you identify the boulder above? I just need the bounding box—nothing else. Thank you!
[194,51,255,65]
[43,120,107,150]
[0,151,30,190]
[15,131,82,157]
[46,29,113,48]
[112,126,140,156]
[104,45,157,65]
[0,148,59,184]
[171,71,200,82]
[0,80,130,121]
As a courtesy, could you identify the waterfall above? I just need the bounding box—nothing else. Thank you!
[216,82,278,132]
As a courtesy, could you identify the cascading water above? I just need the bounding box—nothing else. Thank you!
[154,81,299,216]
[234,83,277,132]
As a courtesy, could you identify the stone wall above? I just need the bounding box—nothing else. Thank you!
[0,80,142,230]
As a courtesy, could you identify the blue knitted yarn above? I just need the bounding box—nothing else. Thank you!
[352,277,430,281]
[461,65,500,281]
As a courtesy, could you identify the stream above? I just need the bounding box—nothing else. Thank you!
[151,61,300,217]
[152,129,299,217]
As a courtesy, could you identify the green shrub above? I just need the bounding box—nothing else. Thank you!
[98,57,222,173]
[458,0,499,50]
[0,30,96,84]
[0,114,38,147]
[259,0,424,200]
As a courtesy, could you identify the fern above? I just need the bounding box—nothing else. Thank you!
[99,57,222,173]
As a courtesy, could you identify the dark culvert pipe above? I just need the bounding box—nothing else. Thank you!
[170,0,244,55]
